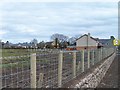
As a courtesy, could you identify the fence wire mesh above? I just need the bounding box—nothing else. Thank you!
[1,47,115,88]
[36,51,59,88]
[2,55,30,88]
[76,51,82,76]
[62,51,73,85]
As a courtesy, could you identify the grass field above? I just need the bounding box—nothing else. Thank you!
[1,49,59,57]
[1,49,32,57]
[1,49,60,88]
[1,49,59,69]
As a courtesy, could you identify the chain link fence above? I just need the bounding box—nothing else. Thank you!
[1,47,115,88]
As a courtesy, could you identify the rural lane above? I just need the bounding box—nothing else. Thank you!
[97,51,119,88]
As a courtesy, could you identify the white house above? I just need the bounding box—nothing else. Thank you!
[76,33,99,50]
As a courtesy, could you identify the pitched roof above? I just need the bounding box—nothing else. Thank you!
[98,39,110,45]
[45,41,53,45]
[76,34,98,41]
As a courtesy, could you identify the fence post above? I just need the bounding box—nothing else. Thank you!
[58,51,63,87]
[82,50,84,72]
[98,49,101,62]
[77,61,81,74]
[92,50,94,65]
[0,57,2,89]
[101,48,103,61]
[107,48,108,57]
[98,49,100,62]
[104,48,106,58]
[37,73,44,88]
[30,53,36,88]
[73,51,76,78]
[87,50,90,69]
[0,42,2,90]
[102,48,104,59]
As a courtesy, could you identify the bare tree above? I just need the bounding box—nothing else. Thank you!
[68,34,82,45]
[37,41,45,49]
[51,33,69,48]
[31,39,38,48]
[31,39,38,44]
[51,33,68,43]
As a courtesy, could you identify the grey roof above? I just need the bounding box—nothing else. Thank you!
[45,41,53,45]
[98,39,110,45]
[76,34,98,41]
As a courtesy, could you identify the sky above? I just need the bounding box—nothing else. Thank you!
[0,0,118,43]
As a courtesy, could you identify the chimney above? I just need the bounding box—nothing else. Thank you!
[88,33,90,38]
[87,33,90,48]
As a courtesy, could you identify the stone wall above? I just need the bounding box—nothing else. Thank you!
[74,53,116,88]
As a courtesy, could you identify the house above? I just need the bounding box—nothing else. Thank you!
[45,41,55,49]
[3,41,13,48]
[76,33,115,50]
[76,33,99,50]
[98,36,115,47]
[6,42,37,49]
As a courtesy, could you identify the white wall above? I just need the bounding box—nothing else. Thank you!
[76,35,98,47]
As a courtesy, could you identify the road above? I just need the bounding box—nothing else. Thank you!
[97,51,119,88]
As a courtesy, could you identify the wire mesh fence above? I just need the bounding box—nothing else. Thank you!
[1,47,115,88]
[76,51,82,76]
[36,50,59,88]
[62,51,73,85]
[2,55,31,88]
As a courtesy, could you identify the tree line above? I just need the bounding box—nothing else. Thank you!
[1,33,81,49]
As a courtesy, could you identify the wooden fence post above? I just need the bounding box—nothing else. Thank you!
[73,51,76,78]
[77,61,81,74]
[82,50,84,72]
[87,50,90,69]
[102,48,104,59]
[104,48,106,58]
[37,73,44,88]
[58,51,63,87]
[98,49,101,62]
[0,42,2,89]
[0,57,2,89]
[92,50,94,65]
[101,48,103,61]
[30,53,36,88]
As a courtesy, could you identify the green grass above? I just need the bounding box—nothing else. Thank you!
[1,61,30,68]
[1,49,38,57]
[1,49,57,69]
[1,59,51,69]
[1,49,52,57]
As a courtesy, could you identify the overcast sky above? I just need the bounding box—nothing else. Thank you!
[0,0,118,43]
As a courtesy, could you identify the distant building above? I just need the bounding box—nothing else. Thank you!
[68,33,115,50]
[98,36,115,47]
[45,41,54,49]
[76,33,99,50]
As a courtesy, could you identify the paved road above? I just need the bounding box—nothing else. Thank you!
[97,51,119,88]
